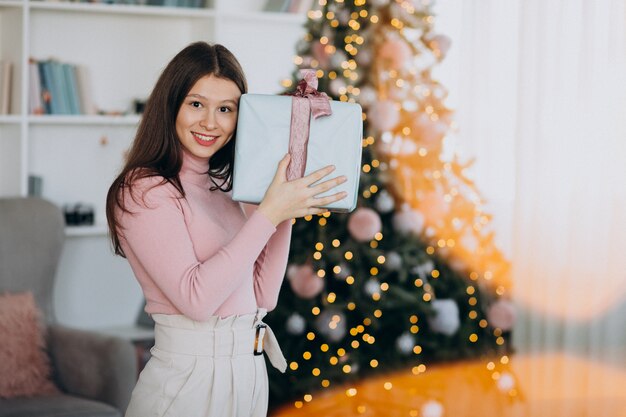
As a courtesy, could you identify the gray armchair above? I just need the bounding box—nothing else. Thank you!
[0,197,137,417]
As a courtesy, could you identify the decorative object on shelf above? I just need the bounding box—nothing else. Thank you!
[133,98,146,114]
[28,175,43,197]
[63,203,95,226]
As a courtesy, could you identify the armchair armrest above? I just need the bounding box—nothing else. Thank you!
[47,324,138,412]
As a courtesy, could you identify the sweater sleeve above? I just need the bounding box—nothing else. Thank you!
[118,179,277,321]
[240,203,293,311]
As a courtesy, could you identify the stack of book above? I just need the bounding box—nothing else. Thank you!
[0,60,12,115]
[29,58,95,116]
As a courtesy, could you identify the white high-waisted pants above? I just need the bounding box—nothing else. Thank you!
[125,308,286,417]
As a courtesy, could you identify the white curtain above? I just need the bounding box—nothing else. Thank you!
[433,0,626,365]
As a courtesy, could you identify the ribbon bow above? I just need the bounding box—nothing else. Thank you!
[285,69,333,180]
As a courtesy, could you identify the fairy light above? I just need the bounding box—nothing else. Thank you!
[312,368,321,376]
[370,359,378,368]
[313,251,322,260]
[332,239,341,247]
[307,332,315,340]
[479,319,488,328]
[312,307,320,315]
[304,394,313,402]
[303,351,312,360]
[317,269,326,278]
[468,310,478,319]
[413,345,422,354]
[345,251,353,260]
[294,401,303,408]
[346,276,355,285]
[431,269,440,278]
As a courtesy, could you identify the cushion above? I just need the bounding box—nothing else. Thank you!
[0,292,59,398]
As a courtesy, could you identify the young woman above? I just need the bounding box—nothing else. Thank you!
[106,42,347,417]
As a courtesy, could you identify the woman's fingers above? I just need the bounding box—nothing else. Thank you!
[309,191,348,208]
[272,153,291,184]
[309,175,347,195]
[300,165,336,186]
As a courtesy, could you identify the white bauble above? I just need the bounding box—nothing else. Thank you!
[329,77,347,96]
[364,278,380,296]
[315,309,347,342]
[395,332,414,355]
[358,85,377,107]
[286,313,306,335]
[497,372,515,392]
[330,50,348,68]
[385,251,402,271]
[392,204,425,236]
[428,299,460,336]
[421,400,444,417]
[375,189,395,213]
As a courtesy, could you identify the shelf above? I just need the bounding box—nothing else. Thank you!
[28,1,216,18]
[65,223,108,237]
[28,114,141,126]
[0,0,24,8]
[221,9,307,24]
[0,115,22,124]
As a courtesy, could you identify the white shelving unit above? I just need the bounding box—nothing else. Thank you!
[0,0,307,329]
[0,0,306,232]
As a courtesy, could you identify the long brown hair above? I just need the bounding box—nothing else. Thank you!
[106,42,248,257]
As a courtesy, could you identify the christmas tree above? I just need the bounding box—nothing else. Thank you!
[265,0,514,407]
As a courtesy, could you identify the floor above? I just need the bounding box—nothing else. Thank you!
[270,352,626,417]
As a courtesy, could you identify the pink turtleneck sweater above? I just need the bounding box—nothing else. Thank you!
[117,150,292,321]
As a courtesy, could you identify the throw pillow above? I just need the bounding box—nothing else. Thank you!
[0,291,59,398]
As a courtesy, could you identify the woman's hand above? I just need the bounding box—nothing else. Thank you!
[257,154,348,226]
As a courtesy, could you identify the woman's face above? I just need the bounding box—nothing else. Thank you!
[175,74,241,161]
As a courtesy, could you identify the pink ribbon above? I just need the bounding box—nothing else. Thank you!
[285,70,332,181]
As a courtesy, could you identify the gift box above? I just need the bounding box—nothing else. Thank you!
[232,72,363,213]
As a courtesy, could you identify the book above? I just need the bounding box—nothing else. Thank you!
[37,61,52,114]
[0,61,12,115]
[29,59,44,115]
[75,65,97,115]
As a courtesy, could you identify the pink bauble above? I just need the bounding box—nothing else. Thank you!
[487,299,516,331]
[378,38,412,70]
[312,41,330,69]
[287,264,324,299]
[368,100,400,132]
[348,208,382,242]
[429,34,452,58]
